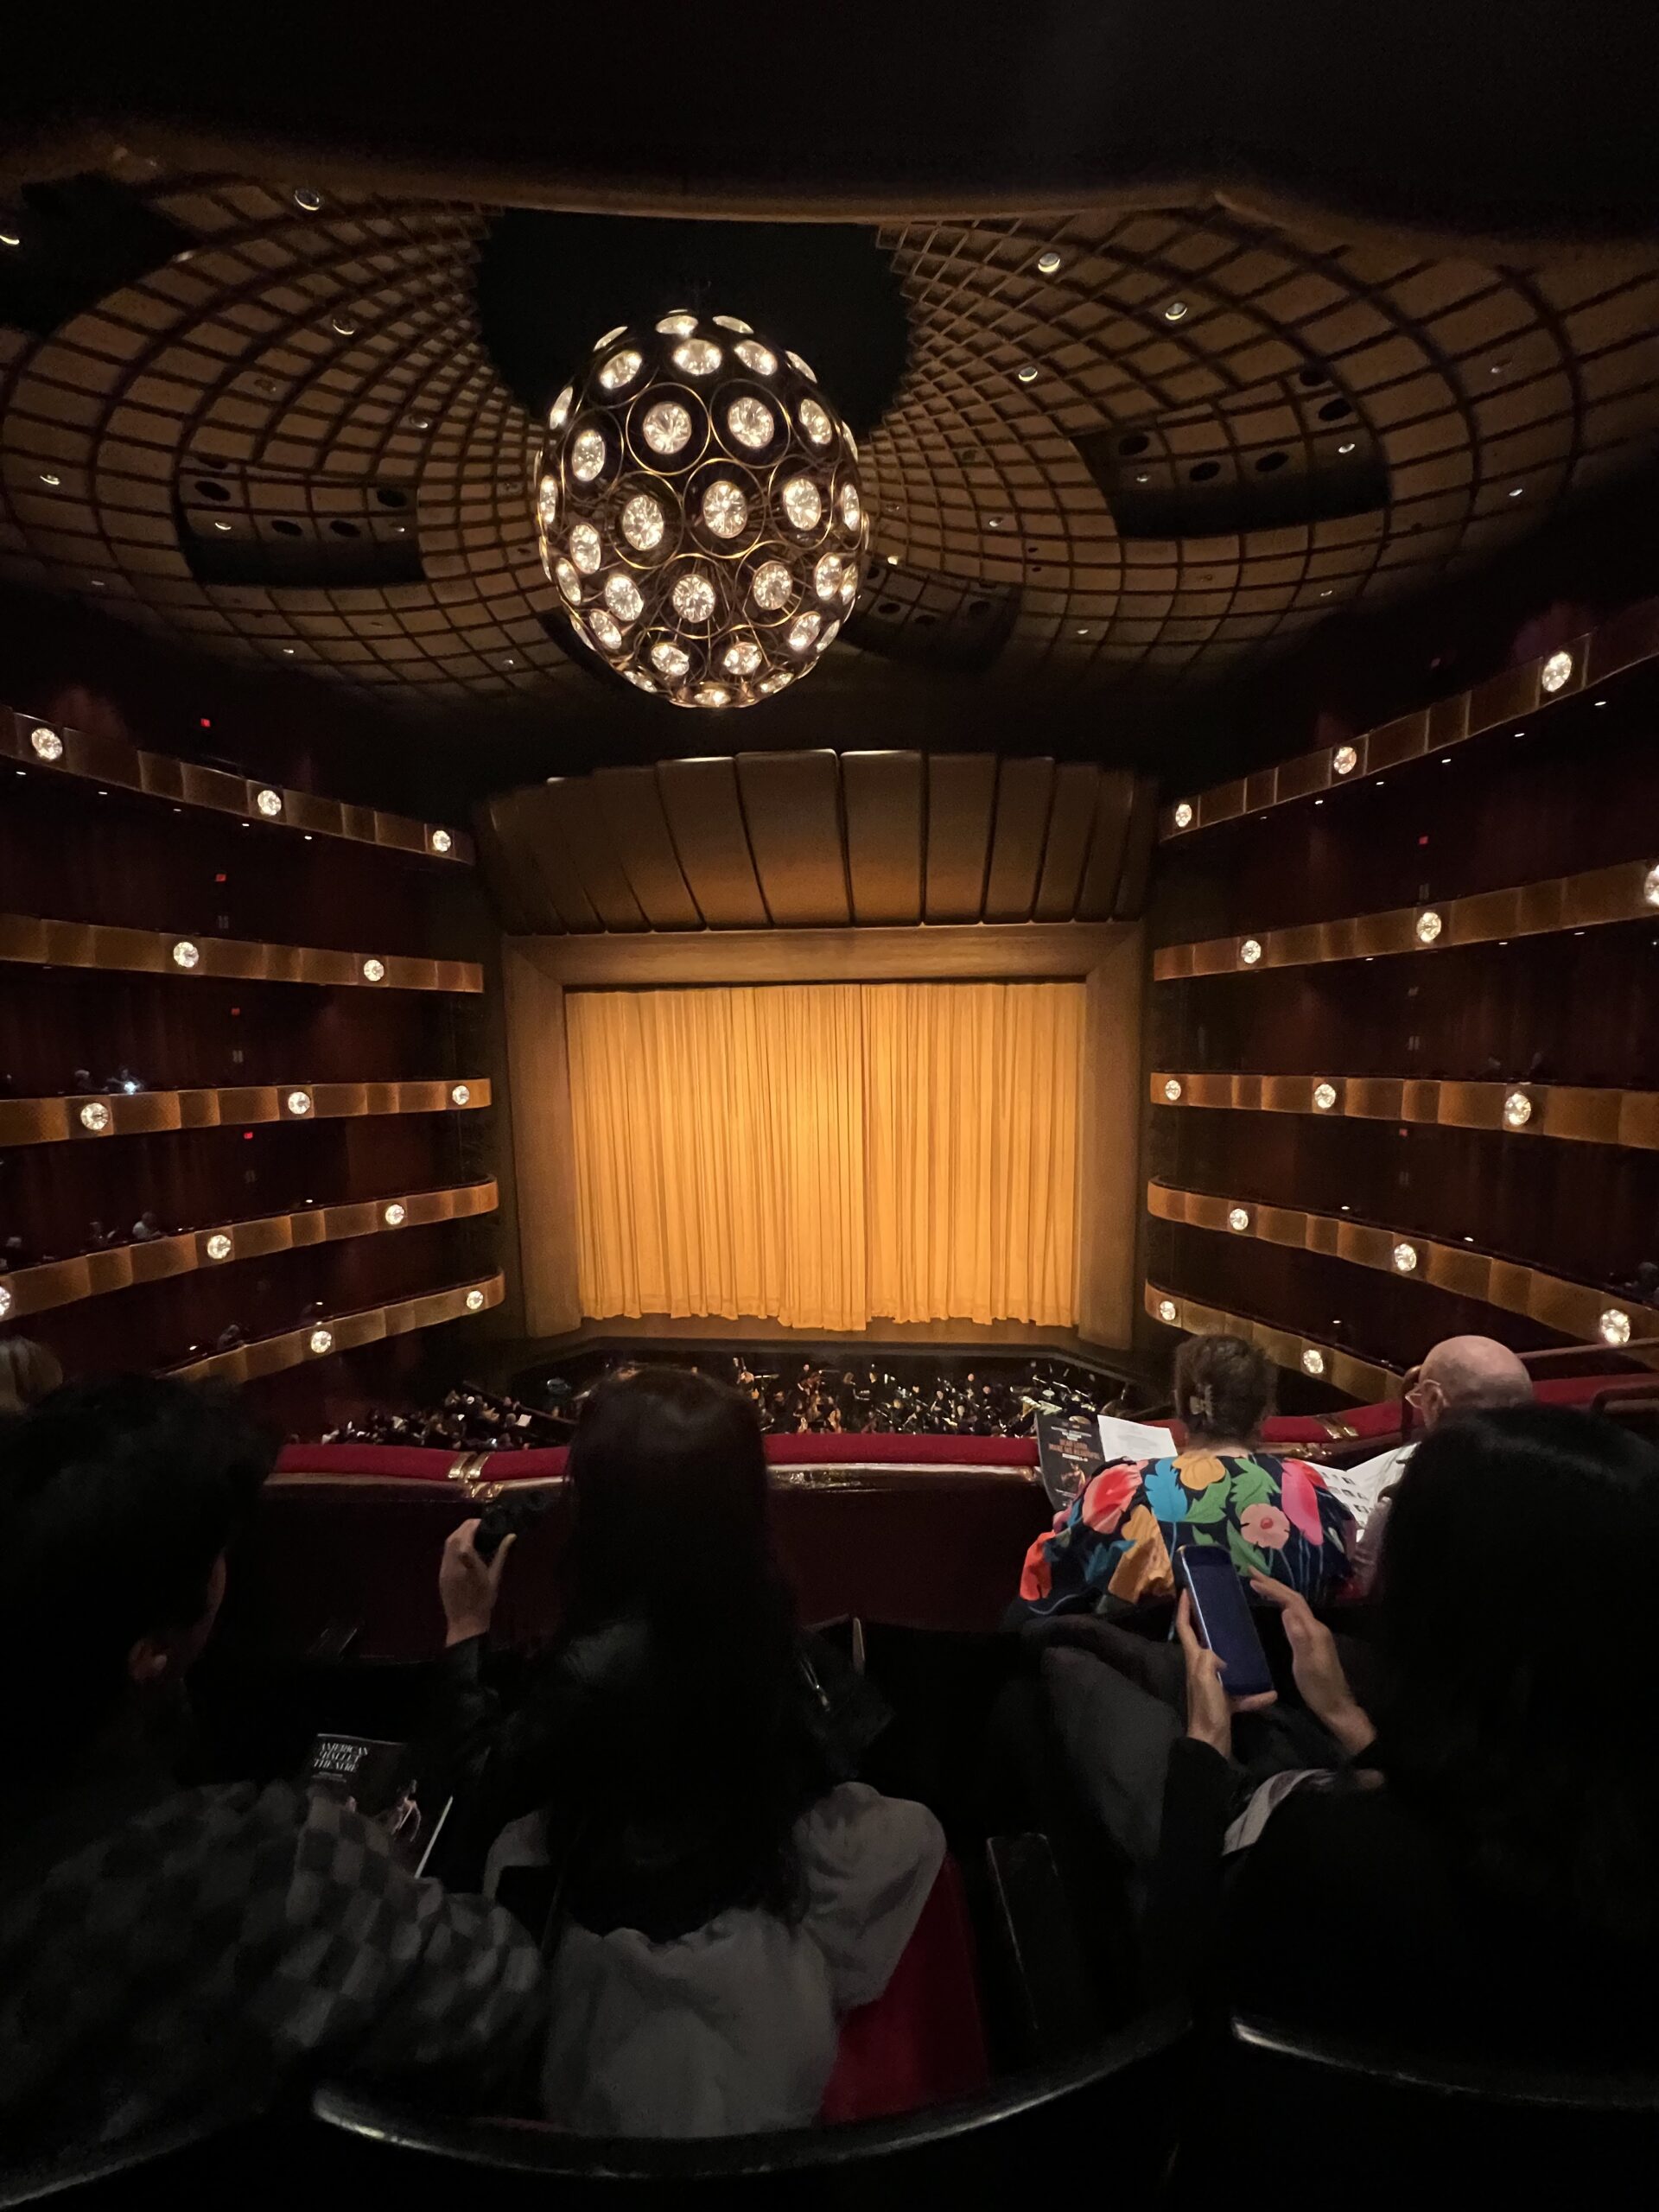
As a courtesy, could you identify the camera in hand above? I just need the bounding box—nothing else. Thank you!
[474,1484,559,1562]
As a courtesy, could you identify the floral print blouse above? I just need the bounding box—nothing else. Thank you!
[1016,1449,1358,1617]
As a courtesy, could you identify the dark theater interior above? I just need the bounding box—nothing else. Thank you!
[6,10,1659,2199]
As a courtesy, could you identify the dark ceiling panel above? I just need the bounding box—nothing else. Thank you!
[842,752,924,925]
[653,759,770,929]
[474,796,552,934]
[588,767,702,930]
[734,753,849,927]
[1033,764,1101,921]
[983,758,1057,923]
[504,785,601,932]
[1115,777,1159,919]
[924,754,997,923]
[539,779,648,931]
[5,163,1658,740]
[1075,768,1137,920]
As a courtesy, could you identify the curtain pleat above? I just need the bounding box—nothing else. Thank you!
[565,980,1082,1330]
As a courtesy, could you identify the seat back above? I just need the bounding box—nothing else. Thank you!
[1166,2015,1659,2200]
[0,2117,283,2212]
[312,2002,1188,2204]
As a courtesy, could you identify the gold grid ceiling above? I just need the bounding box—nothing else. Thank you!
[3,159,1659,707]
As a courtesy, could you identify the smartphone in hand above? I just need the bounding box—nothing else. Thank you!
[1174,1543,1274,1700]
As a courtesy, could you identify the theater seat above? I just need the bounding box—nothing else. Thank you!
[820,1855,988,2123]
[0,2115,281,2211]
[1165,2013,1659,2201]
[310,2001,1188,2200]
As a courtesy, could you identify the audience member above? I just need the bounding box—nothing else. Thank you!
[426,1366,944,2138]
[0,1334,63,1414]
[1319,1334,1530,1578]
[1160,1405,1659,2057]
[0,1377,545,2166]
[1014,1333,1357,1619]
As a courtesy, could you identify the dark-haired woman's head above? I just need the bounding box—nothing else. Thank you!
[1174,1332,1273,1446]
[0,1376,275,1775]
[1375,1403,1659,1934]
[566,1364,773,1634]
[561,1367,826,1930]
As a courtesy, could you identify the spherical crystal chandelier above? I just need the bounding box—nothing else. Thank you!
[533,311,868,708]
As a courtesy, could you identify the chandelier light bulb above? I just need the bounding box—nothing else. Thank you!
[0,1284,10,1319]
[1157,1298,1179,1324]
[384,1202,407,1227]
[450,1084,471,1106]
[1173,801,1194,829]
[1228,1207,1251,1233]
[309,1327,334,1356]
[1415,909,1444,944]
[1392,1242,1420,1274]
[1601,1307,1633,1348]
[361,957,386,982]
[1163,1077,1183,1103]
[1332,744,1358,776]
[1644,863,1659,909]
[1503,1090,1533,1129]
[1540,650,1573,694]
[1301,1348,1326,1377]
[207,1233,232,1261]
[1238,938,1262,966]
[255,787,283,817]
[172,939,200,969]
[466,1288,486,1313]
[429,827,453,855]
[79,1100,111,1133]
[534,314,865,709]
[29,725,63,762]
[286,1090,313,1116]
[1313,1083,1338,1112]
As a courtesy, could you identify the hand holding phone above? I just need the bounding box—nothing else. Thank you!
[1174,1548,1276,1756]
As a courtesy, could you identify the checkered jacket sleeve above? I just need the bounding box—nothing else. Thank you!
[264,1785,547,2088]
[0,1778,547,2156]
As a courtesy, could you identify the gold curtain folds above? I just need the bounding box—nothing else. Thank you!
[565,981,1084,1330]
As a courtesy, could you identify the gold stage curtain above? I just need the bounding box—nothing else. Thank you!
[565,981,1083,1330]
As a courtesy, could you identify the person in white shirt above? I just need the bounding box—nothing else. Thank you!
[1321,1335,1532,1580]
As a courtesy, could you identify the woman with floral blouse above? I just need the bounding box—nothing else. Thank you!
[1016,1333,1357,1618]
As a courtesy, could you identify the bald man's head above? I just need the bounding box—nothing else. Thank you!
[1415,1336,1532,1427]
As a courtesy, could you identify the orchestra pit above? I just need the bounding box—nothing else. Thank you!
[5,12,1659,2201]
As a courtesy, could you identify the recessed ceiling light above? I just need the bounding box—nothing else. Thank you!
[886,553,899,565]
[213,520,232,533]
[0,227,21,248]
[281,646,296,656]
[1509,486,1523,498]
[407,415,432,431]
[1490,359,1509,376]
[292,188,324,213]
[331,313,357,337]
[1163,300,1190,322]
[1036,250,1063,274]
[1319,588,1332,598]
[1337,440,1357,454]
[1015,364,1039,384]
[39,471,60,487]
[1135,471,1150,484]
